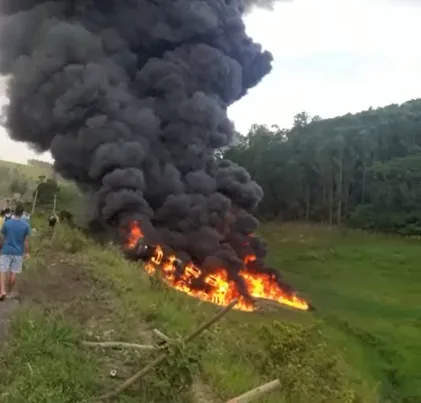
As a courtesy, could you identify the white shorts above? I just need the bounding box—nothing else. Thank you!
[0,255,23,273]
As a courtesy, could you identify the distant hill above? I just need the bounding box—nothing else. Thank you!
[0,159,71,201]
[0,159,55,182]
[0,158,84,217]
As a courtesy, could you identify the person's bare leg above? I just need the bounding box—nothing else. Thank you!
[7,272,17,294]
[6,256,21,298]
[0,272,6,297]
[0,255,8,298]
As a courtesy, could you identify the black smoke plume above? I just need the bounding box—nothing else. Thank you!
[0,0,293,296]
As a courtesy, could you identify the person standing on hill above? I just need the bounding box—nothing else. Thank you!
[0,204,30,300]
[48,213,58,229]
[22,211,30,222]
[4,208,12,222]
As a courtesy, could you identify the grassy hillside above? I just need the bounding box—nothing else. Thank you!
[0,222,419,402]
[0,159,54,180]
[0,159,82,214]
[0,159,55,200]
[0,159,51,199]
[260,223,421,403]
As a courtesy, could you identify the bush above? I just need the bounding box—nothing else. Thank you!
[137,341,204,402]
[251,321,357,403]
[51,225,90,253]
[349,204,421,236]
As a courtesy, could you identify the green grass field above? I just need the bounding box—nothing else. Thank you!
[0,222,419,402]
[260,223,421,403]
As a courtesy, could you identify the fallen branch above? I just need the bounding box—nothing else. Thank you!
[225,379,281,403]
[152,328,170,342]
[82,329,171,351]
[81,341,157,351]
[152,328,170,347]
[98,298,238,401]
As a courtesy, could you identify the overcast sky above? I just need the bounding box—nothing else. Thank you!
[1,0,420,163]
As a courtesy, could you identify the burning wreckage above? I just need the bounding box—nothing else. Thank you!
[0,0,312,313]
[124,221,311,312]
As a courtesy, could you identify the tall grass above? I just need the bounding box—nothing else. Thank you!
[3,222,413,402]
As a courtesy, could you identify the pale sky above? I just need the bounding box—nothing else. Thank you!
[1,0,421,163]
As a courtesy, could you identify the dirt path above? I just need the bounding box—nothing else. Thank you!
[0,257,88,342]
[0,256,104,342]
[0,298,19,340]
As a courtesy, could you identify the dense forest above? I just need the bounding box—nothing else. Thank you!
[225,99,421,235]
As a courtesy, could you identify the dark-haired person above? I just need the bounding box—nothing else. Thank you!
[48,213,59,228]
[0,204,30,300]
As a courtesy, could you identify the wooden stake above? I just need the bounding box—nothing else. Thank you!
[53,193,57,215]
[98,298,238,401]
[31,187,38,216]
[81,341,158,351]
[225,379,281,403]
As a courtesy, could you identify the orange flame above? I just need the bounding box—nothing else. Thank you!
[126,224,144,248]
[125,221,309,312]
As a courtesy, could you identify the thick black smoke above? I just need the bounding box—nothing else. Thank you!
[0,0,291,295]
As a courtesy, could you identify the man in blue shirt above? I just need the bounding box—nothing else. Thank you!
[0,204,30,300]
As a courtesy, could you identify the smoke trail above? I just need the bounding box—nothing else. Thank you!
[0,0,290,294]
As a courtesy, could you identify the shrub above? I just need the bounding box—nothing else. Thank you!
[51,225,90,254]
[251,321,357,403]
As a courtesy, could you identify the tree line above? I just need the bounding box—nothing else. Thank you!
[224,99,421,235]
